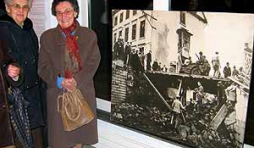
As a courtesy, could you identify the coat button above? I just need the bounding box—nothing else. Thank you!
[24,61,28,65]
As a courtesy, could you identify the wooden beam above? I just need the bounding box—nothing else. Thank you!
[143,73,172,111]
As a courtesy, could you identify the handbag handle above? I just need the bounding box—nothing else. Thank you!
[57,88,84,121]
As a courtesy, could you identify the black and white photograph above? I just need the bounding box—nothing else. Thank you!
[110,10,254,148]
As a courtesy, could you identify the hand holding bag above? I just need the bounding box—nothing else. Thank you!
[57,87,94,131]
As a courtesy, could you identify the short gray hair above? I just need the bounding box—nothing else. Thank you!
[51,0,79,18]
[4,0,33,8]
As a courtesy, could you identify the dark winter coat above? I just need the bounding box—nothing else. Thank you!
[0,40,15,148]
[0,2,5,16]
[0,14,45,129]
[223,66,231,78]
[38,23,100,148]
[0,9,5,17]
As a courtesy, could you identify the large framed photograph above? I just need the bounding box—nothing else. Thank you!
[110,10,254,148]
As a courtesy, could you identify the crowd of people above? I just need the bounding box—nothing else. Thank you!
[114,38,248,80]
[114,37,145,73]
[211,51,248,80]
[113,37,171,74]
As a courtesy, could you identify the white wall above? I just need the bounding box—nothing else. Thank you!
[153,0,170,11]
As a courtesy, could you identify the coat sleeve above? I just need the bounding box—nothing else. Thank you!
[74,31,101,87]
[38,33,57,88]
[0,40,23,87]
[0,41,12,69]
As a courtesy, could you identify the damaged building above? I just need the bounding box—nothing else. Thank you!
[111,10,253,148]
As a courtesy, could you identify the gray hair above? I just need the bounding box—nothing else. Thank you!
[4,0,33,8]
[51,0,79,18]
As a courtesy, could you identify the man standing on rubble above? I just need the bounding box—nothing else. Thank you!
[171,96,186,129]
[225,82,237,107]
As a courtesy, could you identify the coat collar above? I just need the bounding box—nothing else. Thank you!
[55,21,82,45]
[0,9,5,17]
[0,13,33,30]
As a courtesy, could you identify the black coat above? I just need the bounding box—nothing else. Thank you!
[0,69,14,147]
[0,1,5,15]
[0,14,45,129]
[0,40,15,147]
[0,9,5,17]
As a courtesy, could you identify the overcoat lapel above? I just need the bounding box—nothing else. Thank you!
[54,26,65,76]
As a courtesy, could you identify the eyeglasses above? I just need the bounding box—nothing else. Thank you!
[56,9,74,17]
[9,4,29,11]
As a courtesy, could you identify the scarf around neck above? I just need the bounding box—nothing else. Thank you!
[60,20,82,78]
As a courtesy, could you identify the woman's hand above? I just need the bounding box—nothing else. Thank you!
[7,64,20,80]
[62,77,77,92]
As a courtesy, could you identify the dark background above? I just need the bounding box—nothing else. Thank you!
[0,0,3,8]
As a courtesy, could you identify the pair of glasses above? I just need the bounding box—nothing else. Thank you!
[56,9,74,17]
[10,4,29,11]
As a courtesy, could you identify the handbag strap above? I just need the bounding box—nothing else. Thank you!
[57,88,84,121]
[57,94,63,113]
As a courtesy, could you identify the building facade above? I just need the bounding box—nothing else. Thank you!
[112,10,207,71]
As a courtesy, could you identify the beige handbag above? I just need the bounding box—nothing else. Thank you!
[57,87,94,131]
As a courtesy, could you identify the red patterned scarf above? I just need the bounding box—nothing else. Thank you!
[60,20,82,78]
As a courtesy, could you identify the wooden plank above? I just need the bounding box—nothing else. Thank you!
[151,71,229,82]
[143,73,172,111]
[228,77,249,91]
[93,142,109,148]
[97,120,181,148]
[95,119,253,148]
[210,105,228,130]
[96,137,128,148]
[99,131,152,148]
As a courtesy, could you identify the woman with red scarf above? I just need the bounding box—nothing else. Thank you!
[38,0,100,147]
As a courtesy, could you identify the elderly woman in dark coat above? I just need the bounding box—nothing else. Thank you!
[0,39,34,148]
[38,0,101,148]
[0,0,46,147]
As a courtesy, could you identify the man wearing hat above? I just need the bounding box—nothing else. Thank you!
[146,50,152,71]
[124,42,132,65]
[223,62,231,78]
